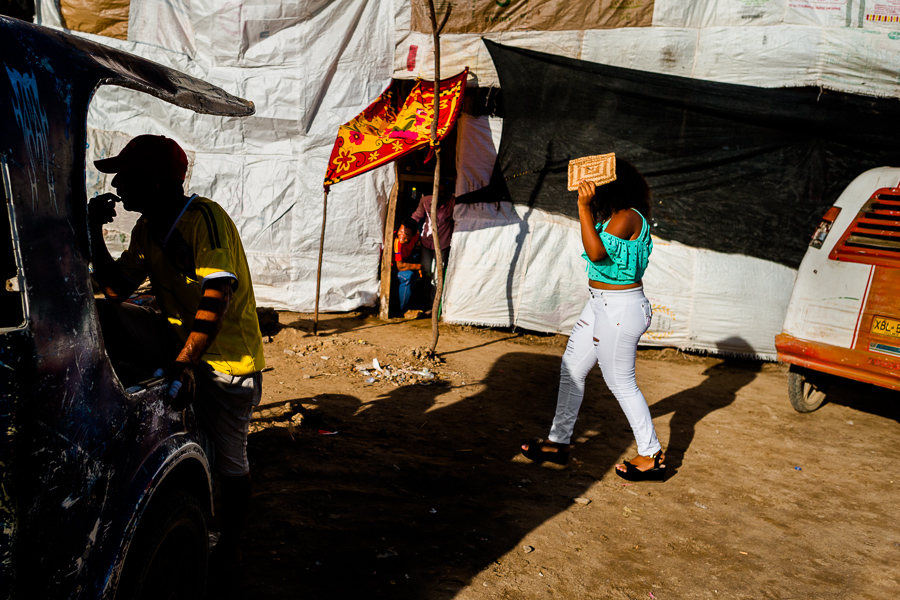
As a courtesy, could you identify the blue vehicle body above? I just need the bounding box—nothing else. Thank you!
[0,16,254,599]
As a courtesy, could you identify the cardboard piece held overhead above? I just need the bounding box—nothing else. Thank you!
[568,153,616,191]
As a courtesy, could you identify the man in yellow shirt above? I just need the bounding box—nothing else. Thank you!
[88,135,265,572]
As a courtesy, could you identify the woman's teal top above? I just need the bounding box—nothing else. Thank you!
[582,208,652,284]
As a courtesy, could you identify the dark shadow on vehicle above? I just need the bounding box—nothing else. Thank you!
[230,352,641,600]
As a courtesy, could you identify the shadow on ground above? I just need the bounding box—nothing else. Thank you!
[650,359,762,471]
[814,377,900,423]
[228,351,760,599]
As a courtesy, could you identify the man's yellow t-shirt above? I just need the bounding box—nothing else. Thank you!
[117,196,266,376]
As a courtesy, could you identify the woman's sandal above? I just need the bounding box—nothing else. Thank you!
[614,450,666,482]
[521,438,571,465]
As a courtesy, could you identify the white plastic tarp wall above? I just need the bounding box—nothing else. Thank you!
[36,0,900,357]
[395,1,900,358]
[39,0,397,312]
[395,1,900,98]
[445,202,797,358]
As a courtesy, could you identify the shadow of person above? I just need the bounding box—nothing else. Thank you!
[649,351,762,472]
[237,351,629,600]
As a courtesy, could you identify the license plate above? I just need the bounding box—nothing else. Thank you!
[870,315,900,339]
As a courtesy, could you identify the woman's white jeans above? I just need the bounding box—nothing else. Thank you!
[548,286,661,457]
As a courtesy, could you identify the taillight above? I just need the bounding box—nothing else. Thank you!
[809,206,842,249]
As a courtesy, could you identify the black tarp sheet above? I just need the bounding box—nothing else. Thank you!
[463,40,900,268]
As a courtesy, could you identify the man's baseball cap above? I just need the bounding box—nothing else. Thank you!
[94,135,189,182]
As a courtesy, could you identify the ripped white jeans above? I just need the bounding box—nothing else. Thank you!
[548,286,661,457]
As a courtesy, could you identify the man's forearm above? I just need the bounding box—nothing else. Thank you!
[176,281,233,366]
[90,221,134,301]
[165,281,232,407]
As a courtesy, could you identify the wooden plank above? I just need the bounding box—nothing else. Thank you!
[379,165,400,320]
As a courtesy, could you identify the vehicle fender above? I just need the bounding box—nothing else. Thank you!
[98,439,212,599]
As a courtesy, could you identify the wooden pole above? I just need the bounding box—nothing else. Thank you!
[427,0,443,354]
[313,187,329,335]
[379,165,400,320]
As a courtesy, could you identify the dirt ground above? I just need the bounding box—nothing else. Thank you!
[228,309,899,600]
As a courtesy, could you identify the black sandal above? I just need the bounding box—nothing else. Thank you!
[521,438,571,465]
[614,450,666,482]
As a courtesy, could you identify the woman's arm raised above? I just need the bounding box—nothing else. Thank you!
[578,180,642,262]
[578,181,607,262]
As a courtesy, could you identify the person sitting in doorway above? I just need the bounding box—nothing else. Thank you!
[392,217,422,314]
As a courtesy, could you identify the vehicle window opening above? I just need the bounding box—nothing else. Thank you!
[88,192,168,389]
[0,162,25,330]
[94,296,171,390]
[85,93,180,392]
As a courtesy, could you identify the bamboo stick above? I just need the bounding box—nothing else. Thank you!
[426,0,443,354]
[313,187,328,335]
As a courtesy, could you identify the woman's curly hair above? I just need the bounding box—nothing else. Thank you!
[589,160,651,224]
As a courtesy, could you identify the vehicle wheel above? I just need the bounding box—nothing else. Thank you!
[787,365,829,413]
[116,491,208,600]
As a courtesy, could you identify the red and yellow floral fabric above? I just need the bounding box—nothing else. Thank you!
[324,69,468,188]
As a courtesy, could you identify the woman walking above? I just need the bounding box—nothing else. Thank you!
[521,160,665,481]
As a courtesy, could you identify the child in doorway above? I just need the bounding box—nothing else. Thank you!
[392,217,422,313]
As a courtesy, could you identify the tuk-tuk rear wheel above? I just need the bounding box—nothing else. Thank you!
[787,365,829,413]
[116,490,208,600]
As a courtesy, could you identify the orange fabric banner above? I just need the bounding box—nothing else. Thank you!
[323,69,468,188]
